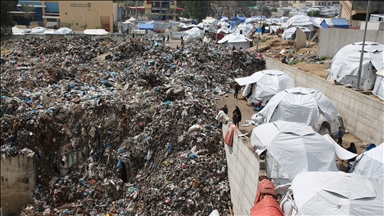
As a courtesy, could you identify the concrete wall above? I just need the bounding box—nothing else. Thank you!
[317,28,384,57]
[265,57,384,144]
[1,153,36,216]
[221,123,261,215]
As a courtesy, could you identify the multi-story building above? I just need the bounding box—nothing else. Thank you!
[339,0,384,20]
[306,1,340,7]
[143,0,178,20]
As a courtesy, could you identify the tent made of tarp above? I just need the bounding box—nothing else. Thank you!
[232,16,247,23]
[252,87,343,135]
[84,29,108,35]
[289,171,384,215]
[217,33,251,49]
[286,15,321,30]
[236,70,295,105]
[230,23,254,35]
[30,27,47,34]
[138,23,154,30]
[181,27,205,41]
[250,121,339,186]
[12,26,28,35]
[327,42,384,89]
[44,27,73,35]
[282,27,311,40]
[352,143,383,187]
[373,70,384,100]
[321,18,349,28]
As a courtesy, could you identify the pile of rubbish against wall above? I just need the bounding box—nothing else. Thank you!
[0,35,265,215]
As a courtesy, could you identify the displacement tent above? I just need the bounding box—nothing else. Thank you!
[327,42,384,89]
[282,27,311,40]
[250,121,339,186]
[351,143,383,187]
[235,70,295,105]
[252,87,344,135]
[288,171,384,216]
[286,15,321,30]
[320,18,349,28]
[138,23,154,30]
[218,33,251,49]
[372,69,384,100]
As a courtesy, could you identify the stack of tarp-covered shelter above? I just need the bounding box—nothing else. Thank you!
[235,70,295,105]
[282,27,312,40]
[320,18,350,28]
[327,41,384,89]
[286,15,321,30]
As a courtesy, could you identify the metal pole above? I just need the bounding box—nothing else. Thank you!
[256,2,264,52]
[135,0,138,20]
[356,0,370,90]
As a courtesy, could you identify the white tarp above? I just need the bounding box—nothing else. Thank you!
[282,27,311,40]
[352,143,383,187]
[30,27,47,34]
[372,69,384,100]
[44,27,73,35]
[250,121,338,186]
[323,134,357,160]
[286,15,321,30]
[218,33,251,49]
[236,70,295,105]
[181,27,205,41]
[84,29,108,35]
[327,42,384,89]
[230,23,254,35]
[12,26,27,35]
[290,171,384,216]
[252,87,342,135]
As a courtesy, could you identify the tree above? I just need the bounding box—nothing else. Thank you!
[258,6,272,18]
[66,22,73,28]
[271,8,278,12]
[1,0,18,28]
[181,1,212,22]
[307,10,321,17]
[20,4,35,27]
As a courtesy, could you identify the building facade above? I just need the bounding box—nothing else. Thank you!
[339,0,384,20]
[58,1,118,32]
[143,0,177,20]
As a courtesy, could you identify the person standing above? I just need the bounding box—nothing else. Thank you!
[233,106,242,127]
[337,127,343,146]
[222,105,228,114]
[233,83,241,99]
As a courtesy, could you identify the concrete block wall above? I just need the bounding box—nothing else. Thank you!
[317,28,384,57]
[1,153,36,216]
[221,123,261,215]
[266,57,384,144]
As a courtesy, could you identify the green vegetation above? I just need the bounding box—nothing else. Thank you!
[95,25,100,29]
[319,56,327,61]
[289,59,302,65]
[21,4,35,27]
[66,22,73,28]
[80,24,88,30]
[271,8,278,12]
[1,0,18,28]
[307,10,321,17]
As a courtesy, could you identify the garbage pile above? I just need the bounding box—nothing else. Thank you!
[1,35,265,215]
[1,144,34,157]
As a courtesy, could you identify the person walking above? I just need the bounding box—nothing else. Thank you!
[233,83,241,99]
[337,127,343,146]
[233,106,242,127]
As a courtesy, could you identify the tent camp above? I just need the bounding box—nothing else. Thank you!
[373,69,384,100]
[351,143,383,187]
[282,27,312,40]
[30,27,47,34]
[327,42,384,89]
[138,22,154,30]
[286,15,321,30]
[250,121,339,186]
[181,27,205,41]
[286,171,384,216]
[230,23,254,35]
[252,87,344,135]
[218,33,251,49]
[235,70,295,105]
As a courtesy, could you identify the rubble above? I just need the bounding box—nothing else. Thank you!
[0,35,266,215]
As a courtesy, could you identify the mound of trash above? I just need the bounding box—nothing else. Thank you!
[0,35,265,215]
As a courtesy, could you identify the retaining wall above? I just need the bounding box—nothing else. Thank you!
[1,153,36,216]
[265,57,384,144]
[221,123,261,215]
[317,28,384,57]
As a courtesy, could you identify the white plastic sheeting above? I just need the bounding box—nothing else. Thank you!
[12,26,28,35]
[84,29,108,35]
[230,23,254,35]
[252,87,342,135]
[250,121,338,186]
[44,27,73,35]
[286,15,321,30]
[323,134,357,160]
[327,42,384,89]
[30,27,47,34]
[373,70,384,100]
[352,143,383,187]
[236,70,295,105]
[282,27,311,40]
[290,171,384,216]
